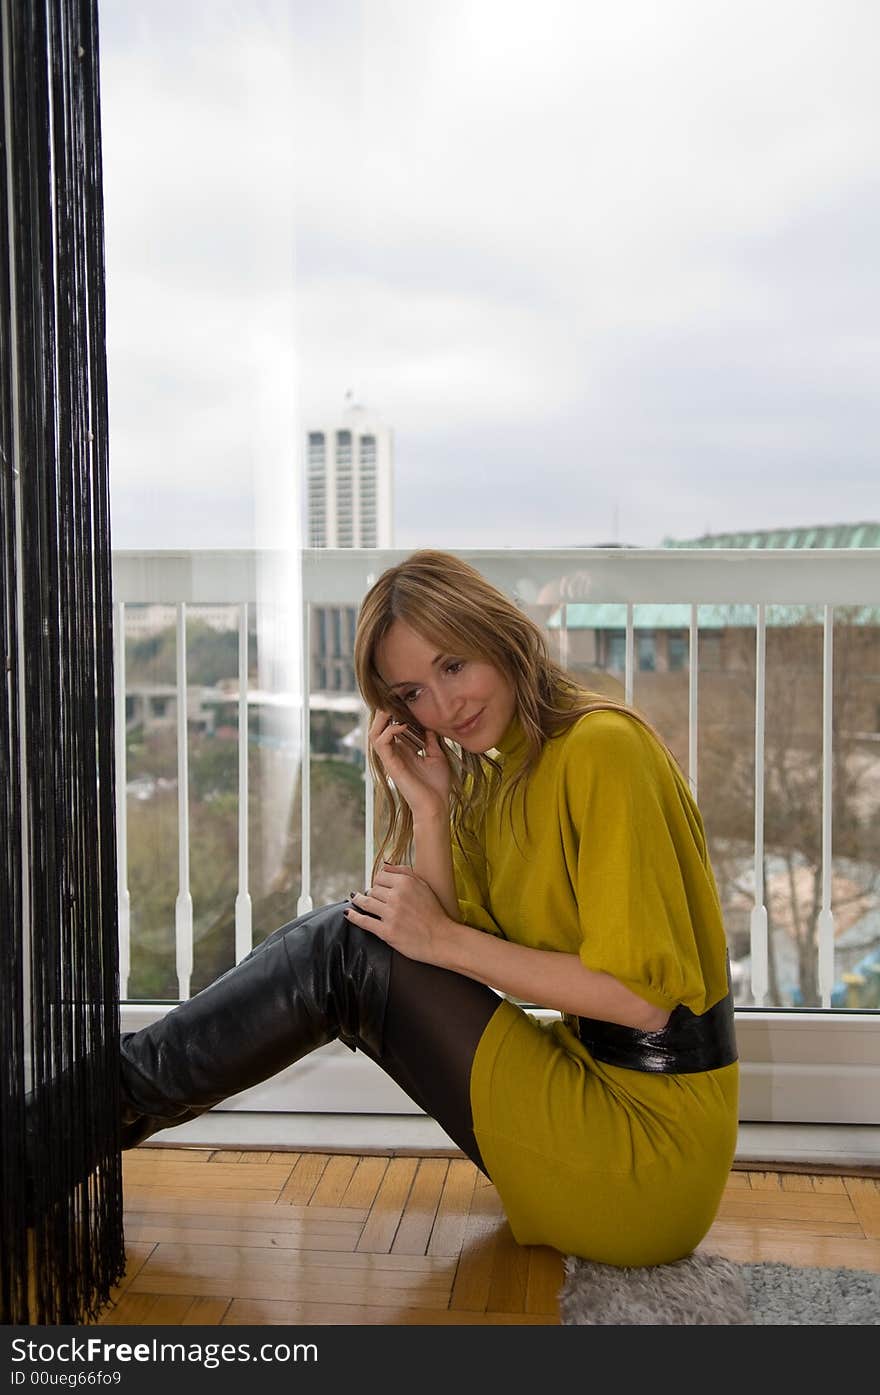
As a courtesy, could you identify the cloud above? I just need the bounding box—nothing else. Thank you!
[100,0,880,550]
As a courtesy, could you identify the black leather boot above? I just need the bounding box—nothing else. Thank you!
[118,899,392,1148]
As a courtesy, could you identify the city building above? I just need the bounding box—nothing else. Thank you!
[305,399,394,695]
[123,603,241,640]
[538,522,880,706]
[305,399,394,550]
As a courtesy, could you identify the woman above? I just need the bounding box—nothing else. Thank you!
[115,549,738,1267]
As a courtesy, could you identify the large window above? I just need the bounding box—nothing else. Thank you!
[102,2,880,1130]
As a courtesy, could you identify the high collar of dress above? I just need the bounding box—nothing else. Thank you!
[494,709,529,762]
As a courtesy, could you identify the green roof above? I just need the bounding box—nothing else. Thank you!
[549,522,880,628]
[661,522,880,549]
[548,603,880,630]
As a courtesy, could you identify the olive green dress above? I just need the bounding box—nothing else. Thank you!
[454,708,739,1266]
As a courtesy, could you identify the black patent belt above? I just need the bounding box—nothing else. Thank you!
[576,988,738,1074]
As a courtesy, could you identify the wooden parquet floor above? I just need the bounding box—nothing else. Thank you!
[87,1147,880,1326]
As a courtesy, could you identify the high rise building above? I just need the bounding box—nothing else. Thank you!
[305,400,394,549]
[305,399,394,697]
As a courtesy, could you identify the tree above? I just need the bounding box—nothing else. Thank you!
[124,723,369,999]
[638,609,880,1007]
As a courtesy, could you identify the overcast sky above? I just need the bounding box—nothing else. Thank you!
[100,0,880,552]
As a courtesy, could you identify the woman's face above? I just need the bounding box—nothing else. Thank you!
[374,619,517,754]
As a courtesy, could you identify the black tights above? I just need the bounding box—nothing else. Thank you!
[361,950,505,1178]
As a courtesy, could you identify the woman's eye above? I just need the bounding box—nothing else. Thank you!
[400,663,462,704]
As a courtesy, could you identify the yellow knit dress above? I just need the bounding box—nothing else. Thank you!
[454,707,739,1266]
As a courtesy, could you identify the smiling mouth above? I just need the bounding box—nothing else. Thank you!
[453,709,483,736]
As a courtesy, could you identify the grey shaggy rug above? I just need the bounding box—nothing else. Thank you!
[559,1252,880,1325]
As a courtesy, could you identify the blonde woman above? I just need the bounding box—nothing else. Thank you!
[111,550,738,1267]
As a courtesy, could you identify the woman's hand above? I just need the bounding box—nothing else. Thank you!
[369,708,452,820]
[344,864,454,967]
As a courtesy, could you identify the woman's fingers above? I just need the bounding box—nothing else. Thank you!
[368,707,394,733]
[344,902,386,934]
[370,863,413,880]
[369,708,426,761]
[353,883,390,904]
[368,708,395,745]
[349,890,387,921]
[386,719,423,751]
[350,871,411,910]
[367,711,403,766]
[370,708,406,747]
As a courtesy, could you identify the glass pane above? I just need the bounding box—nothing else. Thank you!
[103,5,303,999]
[101,3,879,1036]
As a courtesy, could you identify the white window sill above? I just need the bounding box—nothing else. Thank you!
[120,1004,880,1139]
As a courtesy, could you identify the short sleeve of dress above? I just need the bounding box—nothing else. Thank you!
[563,711,729,1016]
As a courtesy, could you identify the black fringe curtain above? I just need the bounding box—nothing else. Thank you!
[1,0,125,1324]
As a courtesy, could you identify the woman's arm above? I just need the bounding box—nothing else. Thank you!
[443,920,671,1032]
[348,867,669,1030]
[412,809,462,924]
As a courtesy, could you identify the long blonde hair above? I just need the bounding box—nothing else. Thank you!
[354,549,676,882]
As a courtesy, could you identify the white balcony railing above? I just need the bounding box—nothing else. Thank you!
[111,548,880,1130]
